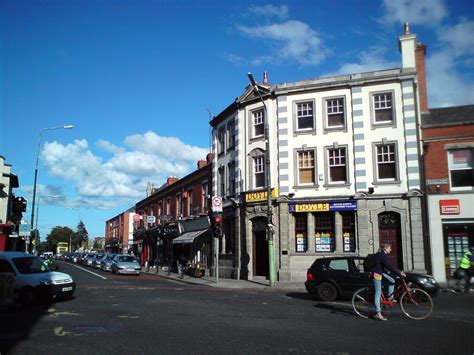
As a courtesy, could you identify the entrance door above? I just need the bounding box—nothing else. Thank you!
[378,212,403,269]
[254,231,269,277]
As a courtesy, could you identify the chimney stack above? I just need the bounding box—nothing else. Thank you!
[263,70,269,85]
[399,22,416,68]
[167,176,178,186]
[197,160,207,169]
[415,44,428,113]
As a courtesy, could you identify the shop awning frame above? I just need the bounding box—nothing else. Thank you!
[172,229,208,244]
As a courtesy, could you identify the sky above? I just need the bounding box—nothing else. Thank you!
[1,0,473,242]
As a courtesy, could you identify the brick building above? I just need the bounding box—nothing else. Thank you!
[421,105,474,283]
[104,207,135,254]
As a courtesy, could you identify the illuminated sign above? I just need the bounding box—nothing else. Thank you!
[439,199,460,215]
[288,200,357,213]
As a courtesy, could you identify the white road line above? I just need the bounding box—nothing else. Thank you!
[72,264,107,280]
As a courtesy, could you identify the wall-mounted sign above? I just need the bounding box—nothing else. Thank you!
[289,200,357,213]
[241,188,278,203]
[147,215,156,224]
[133,214,141,222]
[439,199,460,215]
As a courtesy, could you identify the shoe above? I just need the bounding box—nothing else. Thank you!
[374,313,388,321]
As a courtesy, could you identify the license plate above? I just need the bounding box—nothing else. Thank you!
[127,268,135,271]
[62,286,73,292]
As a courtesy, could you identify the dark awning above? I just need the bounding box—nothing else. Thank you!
[172,229,208,244]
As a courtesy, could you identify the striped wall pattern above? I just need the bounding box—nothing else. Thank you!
[234,115,240,194]
[277,96,290,193]
[401,80,420,189]
[351,86,367,191]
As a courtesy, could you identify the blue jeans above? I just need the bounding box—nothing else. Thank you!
[374,273,396,313]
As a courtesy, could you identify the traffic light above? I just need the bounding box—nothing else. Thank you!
[212,213,223,238]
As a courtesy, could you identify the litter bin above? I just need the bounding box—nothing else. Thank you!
[0,273,15,305]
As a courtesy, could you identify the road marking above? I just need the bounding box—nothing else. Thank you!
[117,315,139,319]
[49,311,81,318]
[54,326,73,336]
[72,264,107,280]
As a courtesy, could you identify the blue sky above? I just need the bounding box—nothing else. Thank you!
[1,0,473,241]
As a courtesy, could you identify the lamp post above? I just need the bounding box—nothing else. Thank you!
[247,72,276,287]
[67,207,82,252]
[30,125,74,252]
[34,195,62,254]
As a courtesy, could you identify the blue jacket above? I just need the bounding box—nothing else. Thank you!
[371,251,401,276]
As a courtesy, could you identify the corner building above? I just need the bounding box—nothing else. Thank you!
[211,25,428,281]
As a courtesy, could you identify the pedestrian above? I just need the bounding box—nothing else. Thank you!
[371,243,406,321]
[155,255,161,274]
[458,246,473,294]
[177,254,185,279]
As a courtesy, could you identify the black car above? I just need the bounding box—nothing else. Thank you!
[304,256,440,301]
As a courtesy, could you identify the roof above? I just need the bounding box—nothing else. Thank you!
[421,105,474,127]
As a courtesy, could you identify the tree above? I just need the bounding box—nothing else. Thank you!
[46,226,75,252]
[76,220,89,250]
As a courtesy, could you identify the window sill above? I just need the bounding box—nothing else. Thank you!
[249,136,265,143]
[322,183,351,188]
[293,184,319,189]
[373,180,402,185]
[293,129,316,136]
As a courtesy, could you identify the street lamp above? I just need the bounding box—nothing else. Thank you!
[67,207,82,252]
[30,125,73,252]
[34,195,62,254]
[247,72,276,287]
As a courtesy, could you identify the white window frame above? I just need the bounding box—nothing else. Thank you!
[325,97,345,130]
[296,101,314,131]
[373,92,394,124]
[228,162,236,196]
[375,143,397,182]
[327,147,348,184]
[297,150,316,185]
[252,109,265,139]
[217,127,226,155]
[227,121,235,150]
[448,149,474,191]
[254,156,265,188]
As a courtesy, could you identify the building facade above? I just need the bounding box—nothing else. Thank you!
[133,155,213,271]
[422,105,474,283]
[211,25,428,281]
[104,207,135,254]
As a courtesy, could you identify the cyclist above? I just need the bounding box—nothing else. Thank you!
[372,243,406,321]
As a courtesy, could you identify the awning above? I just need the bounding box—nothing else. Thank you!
[172,229,208,244]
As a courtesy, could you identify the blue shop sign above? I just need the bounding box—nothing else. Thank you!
[289,200,357,213]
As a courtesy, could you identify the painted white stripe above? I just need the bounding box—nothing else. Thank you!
[72,264,108,280]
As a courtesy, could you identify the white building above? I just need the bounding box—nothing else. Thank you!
[210,25,428,281]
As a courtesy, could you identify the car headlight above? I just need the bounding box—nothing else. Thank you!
[418,278,428,284]
[39,278,53,285]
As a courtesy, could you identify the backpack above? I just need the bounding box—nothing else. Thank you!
[363,253,376,272]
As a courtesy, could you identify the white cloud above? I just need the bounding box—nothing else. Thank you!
[381,0,447,26]
[40,132,209,203]
[248,4,289,19]
[238,20,329,66]
[438,19,474,56]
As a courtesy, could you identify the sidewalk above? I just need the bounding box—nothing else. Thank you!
[141,267,306,291]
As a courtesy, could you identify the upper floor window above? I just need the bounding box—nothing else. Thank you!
[218,166,225,197]
[201,183,208,213]
[373,93,393,123]
[296,101,314,130]
[325,98,345,128]
[252,109,265,138]
[448,149,474,189]
[227,121,235,150]
[218,127,225,154]
[166,198,171,215]
[297,150,315,185]
[187,189,193,216]
[254,156,265,188]
[376,143,397,181]
[228,162,236,196]
[328,147,347,183]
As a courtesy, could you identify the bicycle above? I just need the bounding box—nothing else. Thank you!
[352,276,433,320]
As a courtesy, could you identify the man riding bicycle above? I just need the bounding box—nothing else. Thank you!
[372,243,406,321]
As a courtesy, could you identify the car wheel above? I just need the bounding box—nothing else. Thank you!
[317,282,338,302]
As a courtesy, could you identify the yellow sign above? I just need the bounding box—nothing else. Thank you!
[244,188,278,203]
[294,203,329,212]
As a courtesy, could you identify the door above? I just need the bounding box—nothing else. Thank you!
[378,212,403,269]
[254,231,269,277]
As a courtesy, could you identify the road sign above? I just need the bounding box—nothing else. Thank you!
[19,223,30,237]
[212,196,222,212]
[147,215,156,224]
[133,214,140,222]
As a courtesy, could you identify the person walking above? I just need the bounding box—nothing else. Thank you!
[459,247,473,294]
[371,243,406,321]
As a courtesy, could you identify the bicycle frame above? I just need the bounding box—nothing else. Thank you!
[380,277,410,307]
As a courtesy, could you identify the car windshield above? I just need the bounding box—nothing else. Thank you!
[13,256,50,274]
[118,256,136,263]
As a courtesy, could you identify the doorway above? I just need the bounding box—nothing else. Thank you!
[252,217,269,277]
[378,212,403,269]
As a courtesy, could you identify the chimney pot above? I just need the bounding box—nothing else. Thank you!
[263,70,269,84]
[404,22,410,35]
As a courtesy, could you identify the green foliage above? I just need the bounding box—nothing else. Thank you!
[45,221,90,252]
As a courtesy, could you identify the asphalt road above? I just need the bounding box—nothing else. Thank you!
[1,261,473,355]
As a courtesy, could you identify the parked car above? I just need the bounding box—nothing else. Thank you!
[84,253,96,267]
[111,255,141,275]
[92,253,105,269]
[0,252,75,304]
[304,256,440,302]
[100,253,117,272]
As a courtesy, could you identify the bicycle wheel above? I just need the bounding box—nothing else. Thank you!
[352,287,374,319]
[400,288,433,320]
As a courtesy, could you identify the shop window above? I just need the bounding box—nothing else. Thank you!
[295,214,308,252]
[314,212,334,252]
[342,212,356,252]
[448,149,474,190]
[443,223,473,278]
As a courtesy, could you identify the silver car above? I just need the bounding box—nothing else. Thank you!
[111,255,141,275]
[100,253,117,272]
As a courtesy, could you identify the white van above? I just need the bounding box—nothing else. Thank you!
[0,252,76,303]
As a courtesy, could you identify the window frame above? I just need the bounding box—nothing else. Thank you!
[370,90,397,128]
[323,96,346,132]
[217,126,226,155]
[253,156,265,189]
[250,108,265,141]
[447,148,474,191]
[293,147,318,188]
[228,161,236,196]
[227,120,236,151]
[373,141,400,184]
[293,99,316,135]
[218,166,226,197]
[294,213,308,253]
[324,145,350,186]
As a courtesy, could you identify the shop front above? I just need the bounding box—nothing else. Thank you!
[428,195,474,283]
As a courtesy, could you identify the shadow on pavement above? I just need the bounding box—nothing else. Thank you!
[314,302,355,317]
[285,292,318,301]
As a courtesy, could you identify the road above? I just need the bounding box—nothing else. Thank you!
[1,261,473,354]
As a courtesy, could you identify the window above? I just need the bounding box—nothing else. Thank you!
[253,109,264,138]
[328,148,347,183]
[0,260,14,273]
[373,93,393,123]
[218,167,225,197]
[342,212,356,252]
[328,259,349,271]
[326,98,345,128]
[448,149,474,189]
[228,162,236,196]
[295,214,307,252]
[315,212,334,252]
[166,198,171,215]
[297,150,315,185]
[296,101,314,130]
[187,189,193,216]
[254,156,265,188]
[201,183,208,213]
[227,121,235,150]
[376,144,397,181]
[218,127,225,154]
